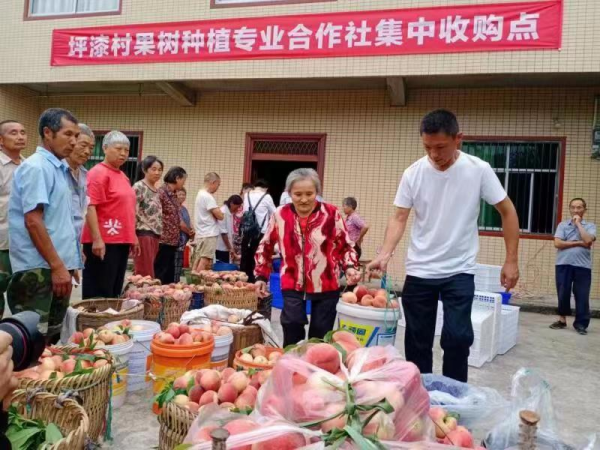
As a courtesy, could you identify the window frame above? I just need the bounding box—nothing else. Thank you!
[89,130,143,185]
[210,0,335,9]
[462,135,567,241]
[24,0,122,21]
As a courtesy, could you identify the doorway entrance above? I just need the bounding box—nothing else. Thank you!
[244,133,326,206]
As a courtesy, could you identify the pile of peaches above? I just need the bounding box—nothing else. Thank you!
[341,285,400,309]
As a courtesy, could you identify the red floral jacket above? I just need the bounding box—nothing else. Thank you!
[254,202,358,294]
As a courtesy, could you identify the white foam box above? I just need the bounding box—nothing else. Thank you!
[498,304,520,354]
[472,291,502,361]
[468,309,495,368]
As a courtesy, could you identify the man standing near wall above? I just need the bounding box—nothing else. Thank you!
[550,198,596,335]
[192,172,223,271]
[0,120,27,318]
[64,124,94,284]
[7,108,81,341]
[368,109,520,382]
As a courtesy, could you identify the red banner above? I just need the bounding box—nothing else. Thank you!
[51,0,562,66]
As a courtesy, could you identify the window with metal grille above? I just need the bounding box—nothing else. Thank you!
[86,132,142,185]
[462,140,561,235]
[28,0,119,17]
[253,140,319,156]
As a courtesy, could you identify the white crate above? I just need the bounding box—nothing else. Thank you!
[498,305,520,354]
[398,299,443,336]
[475,264,503,293]
[472,291,503,361]
[468,309,495,367]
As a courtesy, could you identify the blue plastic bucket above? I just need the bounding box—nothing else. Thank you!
[213,261,238,271]
[190,292,204,310]
[499,292,512,305]
[270,272,311,314]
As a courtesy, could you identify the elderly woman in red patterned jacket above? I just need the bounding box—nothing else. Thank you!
[255,168,361,346]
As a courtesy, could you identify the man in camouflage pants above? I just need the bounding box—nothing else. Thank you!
[7,109,82,341]
[0,120,27,317]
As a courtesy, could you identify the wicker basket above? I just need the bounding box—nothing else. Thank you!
[17,347,114,442]
[144,295,192,328]
[73,298,144,331]
[10,389,89,450]
[158,401,197,450]
[204,286,258,310]
[229,324,263,366]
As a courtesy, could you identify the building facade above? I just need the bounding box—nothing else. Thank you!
[1,0,598,305]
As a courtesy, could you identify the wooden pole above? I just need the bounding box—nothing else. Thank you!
[210,427,230,450]
[518,410,540,450]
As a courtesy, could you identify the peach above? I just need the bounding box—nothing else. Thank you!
[60,359,76,375]
[220,402,235,409]
[218,383,238,403]
[332,330,361,352]
[200,370,221,392]
[16,369,40,380]
[372,296,387,308]
[241,385,258,399]
[239,353,253,363]
[83,328,95,339]
[42,348,53,358]
[353,285,368,301]
[178,324,190,335]
[305,343,340,374]
[98,330,114,344]
[220,367,236,383]
[177,333,193,346]
[166,325,181,339]
[173,394,189,406]
[268,352,281,362]
[189,385,204,403]
[174,374,193,390]
[249,373,261,389]
[253,356,268,365]
[252,433,308,450]
[40,357,56,372]
[341,292,358,304]
[93,359,108,369]
[390,299,399,309]
[250,346,266,358]
[70,332,84,344]
[81,360,92,369]
[198,390,218,406]
[368,288,378,297]
[157,332,175,344]
[187,402,200,413]
[224,419,256,436]
[216,327,232,336]
[360,295,374,307]
[375,289,388,298]
[257,370,271,386]
[229,372,249,393]
[194,369,210,385]
[234,393,255,410]
[443,426,474,448]
[227,314,240,323]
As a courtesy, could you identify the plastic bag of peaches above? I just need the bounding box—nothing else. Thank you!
[253,332,433,445]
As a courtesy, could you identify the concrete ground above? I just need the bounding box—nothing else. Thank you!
[103,306,599,449]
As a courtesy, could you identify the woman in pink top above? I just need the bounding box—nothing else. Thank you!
[82,131,139,299]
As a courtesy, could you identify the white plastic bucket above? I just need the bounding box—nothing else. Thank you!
[106,320,161,392]
[211,332,234,370]
[336,300,400,347]
[104,339,134,409]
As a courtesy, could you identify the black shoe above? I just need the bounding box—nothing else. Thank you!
[549,321,567,329]
[575,327,587,335]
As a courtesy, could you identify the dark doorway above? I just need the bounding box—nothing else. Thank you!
[251,160,318,206]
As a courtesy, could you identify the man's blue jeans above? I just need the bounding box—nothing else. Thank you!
[556,264,591,330]
[402,273,475,382]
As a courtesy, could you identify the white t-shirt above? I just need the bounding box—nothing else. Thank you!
[244,189,276,234]
[216,205,234,252]
[394,152,507,279]
[194,189,220,238]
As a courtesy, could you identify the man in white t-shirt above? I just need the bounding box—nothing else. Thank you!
[192,172,224,271]
[216,195,243,264]
[241,180,276,281]
[368,110,520,382]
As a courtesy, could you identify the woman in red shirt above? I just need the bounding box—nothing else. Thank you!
[255,168,361,346]
[155,166,188,284]
[82,131,138,299]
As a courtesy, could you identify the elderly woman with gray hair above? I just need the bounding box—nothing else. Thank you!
[81,130,139,299]
[254,168,361,346]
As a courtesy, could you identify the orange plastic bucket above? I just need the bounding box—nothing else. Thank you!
[148,337,214,394]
